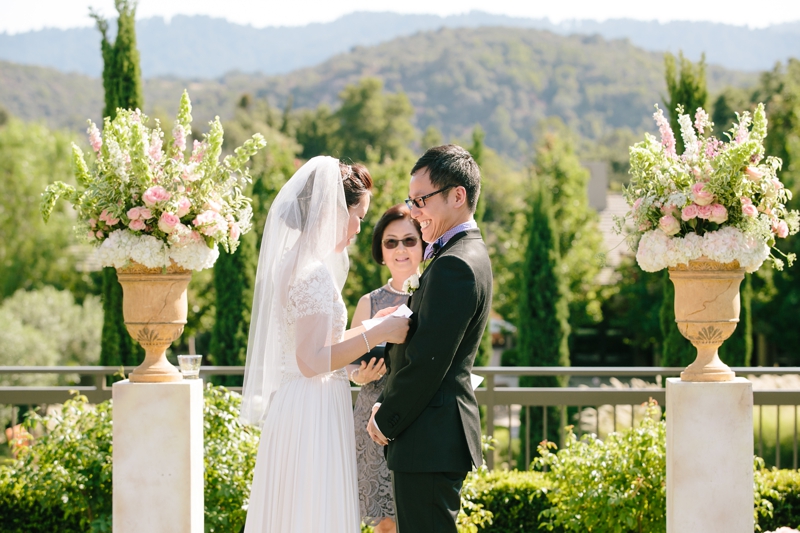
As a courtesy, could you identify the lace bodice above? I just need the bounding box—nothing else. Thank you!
[280,263,348,382]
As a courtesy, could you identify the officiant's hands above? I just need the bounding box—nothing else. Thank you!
[367,403,389,446]
[375,316,410,344]
[354,357,386,384]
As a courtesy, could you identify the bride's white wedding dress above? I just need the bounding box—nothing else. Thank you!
[244,264,361,532]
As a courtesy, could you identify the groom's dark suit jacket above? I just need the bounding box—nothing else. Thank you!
[375,228,492,472]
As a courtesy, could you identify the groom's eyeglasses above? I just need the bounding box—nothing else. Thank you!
[405,185,454,209]
[382,237,419,249]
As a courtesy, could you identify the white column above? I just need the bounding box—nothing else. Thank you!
[666,377,753,533]
[113,379,204,533]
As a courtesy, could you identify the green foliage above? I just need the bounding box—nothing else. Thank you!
[461,468,554,533]
[0,287,103,383]
[534,400,667,533]
[533,124,605,326]
[210,230,256,386]
[0,119,95,299]
[0,385,260,533]
[664,51,708,154]
[203,385,261,532]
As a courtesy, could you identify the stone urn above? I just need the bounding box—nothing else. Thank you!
[668,256,745,382]
[116,261,192,383]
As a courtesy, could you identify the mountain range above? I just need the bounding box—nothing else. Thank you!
[1,11,798,79]
[0,25,759,158]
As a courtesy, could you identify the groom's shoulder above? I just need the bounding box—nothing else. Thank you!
[447,232,491,267]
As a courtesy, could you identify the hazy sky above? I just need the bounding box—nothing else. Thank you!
[1,0,798,34]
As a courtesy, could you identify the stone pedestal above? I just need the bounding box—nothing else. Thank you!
[666,378,753,533]
[113,379,204,533]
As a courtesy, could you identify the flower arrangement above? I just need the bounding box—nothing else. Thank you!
[619,103,799,272]
[40,91,266,271]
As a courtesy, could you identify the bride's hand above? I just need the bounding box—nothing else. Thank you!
[355,357,386,384]
[373,305,399,319]
[376,316,410,344]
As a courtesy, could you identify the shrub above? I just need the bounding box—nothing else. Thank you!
[0,384,260,533]
[462,468,554,532]
[534,400,667,533]
[757,467,800,532]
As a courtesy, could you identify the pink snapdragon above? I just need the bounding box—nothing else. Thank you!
[708,204,728,224]
[176,197,192,218]
[691,182,714,206]
[127,206,153,221]
[705,138,723,159]
[632,198,643,211]
[87,123,103,153]
[659,215,680,235]
[773,220,789,238]
[182,163,200,183]
[173,125,186,152]
[142,186,171,207]
[653,107,677,157]
[148,133,163,163]
[158,212,181,234]
[190,140,205,163]
[129,219,146,231]
[694,108,711,133]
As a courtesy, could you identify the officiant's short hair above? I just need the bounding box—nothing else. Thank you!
[411,144,481,213]
[371,204,423,264]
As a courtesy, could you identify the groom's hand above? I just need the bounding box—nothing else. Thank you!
[367,403,389,446]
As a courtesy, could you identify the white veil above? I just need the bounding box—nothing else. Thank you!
[240,156,350,427]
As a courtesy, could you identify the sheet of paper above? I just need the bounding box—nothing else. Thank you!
[361,304,413,331]
[470,373,485,390]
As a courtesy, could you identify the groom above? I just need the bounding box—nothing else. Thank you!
[368,144,492,532]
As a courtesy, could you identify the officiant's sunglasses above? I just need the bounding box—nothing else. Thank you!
[382,237,419,249]
[404,185,454,209]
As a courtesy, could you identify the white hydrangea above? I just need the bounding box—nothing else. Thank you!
[169,241,219,271]
[95,229,137,268]
[636,227,769,273]
[130,234,169,269]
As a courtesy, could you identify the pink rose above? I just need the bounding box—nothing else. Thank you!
[697,205,713,219]
[742,204,758,218]
[772,178,784,191]
[691,182,715,206]
[745,167,764,181]
[87,230,96,240]
[158,212,180,234]
[142,186,171,207]
[661,204,680,217]
[741,196,753,206]
[659,215,680,236]
[129,219,146,231]
[681,204,699,221]
[88,218,97,228]
[708,204,728,224]
[633,198,643,211]
[95,230,104,239]
[773,220,789,238]
[176,198,191,218]
[192,210,225,236]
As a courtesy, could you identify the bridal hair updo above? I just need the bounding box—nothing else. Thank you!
[339,162,373,208]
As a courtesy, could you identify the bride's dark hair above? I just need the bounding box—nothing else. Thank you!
[340,162,373,208]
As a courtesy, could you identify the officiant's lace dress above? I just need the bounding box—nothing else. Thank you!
[352,283,409,526]
[244,264,360,533]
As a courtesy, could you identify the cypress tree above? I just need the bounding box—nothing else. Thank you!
[209,229,257,386]
[91,0,145,370]
[516,182,570,466]
[469,125,493,366]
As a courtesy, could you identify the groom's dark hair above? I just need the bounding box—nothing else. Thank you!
[411,144,481,213]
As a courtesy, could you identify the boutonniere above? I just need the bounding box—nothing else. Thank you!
[402,273,420,294]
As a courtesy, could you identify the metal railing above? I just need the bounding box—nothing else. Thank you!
[2,365,799,470]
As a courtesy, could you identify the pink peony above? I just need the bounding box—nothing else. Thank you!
[773,220,789,238]
[742,204,758,217]
[745,167,764,181]
[681,204,699,221]
[158,212,181,234]
[691,182,715,206]
[659,215,680,235]
[176,197,192,218]
[142,186,171,207]
[708,204,728,224]
[129,219,146,231]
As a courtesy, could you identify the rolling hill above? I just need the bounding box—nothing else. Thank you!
[0,26,758,158]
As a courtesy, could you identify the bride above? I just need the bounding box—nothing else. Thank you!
[240,156,410,532]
